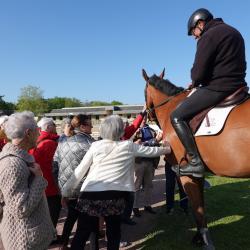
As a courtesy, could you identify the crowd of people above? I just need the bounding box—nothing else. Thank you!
[0,6,246,250]
[0,110,175,250]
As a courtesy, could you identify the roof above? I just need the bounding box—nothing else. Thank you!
[44,104,144,117]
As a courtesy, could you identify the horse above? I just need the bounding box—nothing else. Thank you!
[143,68,250,250]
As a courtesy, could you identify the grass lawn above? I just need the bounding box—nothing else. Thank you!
[139,175,250,250]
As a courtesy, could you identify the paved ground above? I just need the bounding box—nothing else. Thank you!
[0,162,167,250]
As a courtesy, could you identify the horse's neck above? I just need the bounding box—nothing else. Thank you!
[153,91,187,134]
[152,90,188,165]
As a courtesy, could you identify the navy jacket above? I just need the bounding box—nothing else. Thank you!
[191,18,247,91]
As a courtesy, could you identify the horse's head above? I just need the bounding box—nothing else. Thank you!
[142,68,185,124]
[142,68,166,122]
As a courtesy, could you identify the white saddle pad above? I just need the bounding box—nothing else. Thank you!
[195,105,236,136]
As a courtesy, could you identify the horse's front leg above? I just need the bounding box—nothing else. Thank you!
[180,176,215,250]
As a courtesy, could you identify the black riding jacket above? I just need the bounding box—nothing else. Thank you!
[191,18,247,91]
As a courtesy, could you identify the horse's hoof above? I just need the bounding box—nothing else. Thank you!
[192,232,204,247]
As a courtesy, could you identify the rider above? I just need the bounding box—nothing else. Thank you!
[171,8,247,178]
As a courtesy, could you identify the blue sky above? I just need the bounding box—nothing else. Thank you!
[0,0,249,105]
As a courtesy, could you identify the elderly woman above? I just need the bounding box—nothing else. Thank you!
[30,117,61,245]
[59,117,74,141]
[0,111,55,250]
[62,115,171,250]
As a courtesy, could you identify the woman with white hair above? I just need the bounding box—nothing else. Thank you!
[0,111,55,250]
[30,117,61,228]
[62,115,171,250]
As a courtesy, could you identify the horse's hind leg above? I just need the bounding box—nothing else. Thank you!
[180,176,215,250]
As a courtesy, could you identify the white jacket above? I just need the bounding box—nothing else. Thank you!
[62,139,170,196]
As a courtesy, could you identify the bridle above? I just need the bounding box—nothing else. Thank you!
[145,83,188,118]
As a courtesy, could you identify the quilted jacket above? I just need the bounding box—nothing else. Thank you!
[53,131,95,198]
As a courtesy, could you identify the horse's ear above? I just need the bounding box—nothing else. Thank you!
[142,69,149,81]
[159,68,165,79]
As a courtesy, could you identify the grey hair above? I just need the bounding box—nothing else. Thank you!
[99,115,124,141]
[37,117,54,131]
[4,111,37,140]
[60,117,72,131]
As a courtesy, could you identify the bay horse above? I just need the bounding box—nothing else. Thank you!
[143,68,250,250]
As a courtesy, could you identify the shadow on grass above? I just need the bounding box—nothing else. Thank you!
[129,176,250,250]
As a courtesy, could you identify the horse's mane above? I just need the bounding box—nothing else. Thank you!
[148,74,184,96]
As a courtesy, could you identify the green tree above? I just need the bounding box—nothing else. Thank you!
[0,96,16,114]
[16,85,48,115]
[64,97,82,108]
[89,101,110,106]
[84,100,124,106]
[47,97,83,111]
[47,97,66,110]
[110,100,123,105]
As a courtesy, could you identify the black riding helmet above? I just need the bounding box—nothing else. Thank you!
[187,8,213,35]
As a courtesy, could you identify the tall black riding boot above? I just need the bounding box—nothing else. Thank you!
[171,119,205,178]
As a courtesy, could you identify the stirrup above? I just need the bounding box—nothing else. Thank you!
[171,157,187,176]
[171,164,181,176]
[172,165,204,178]
[171,157,204,178]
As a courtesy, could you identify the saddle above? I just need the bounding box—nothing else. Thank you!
[189,86,249,134]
